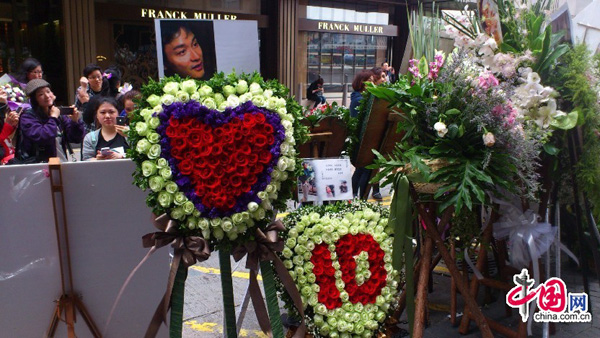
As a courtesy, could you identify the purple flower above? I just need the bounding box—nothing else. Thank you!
[156,99,286,218]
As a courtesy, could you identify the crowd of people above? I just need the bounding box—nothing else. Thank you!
[0,58,141,165]
[2,57,396,201]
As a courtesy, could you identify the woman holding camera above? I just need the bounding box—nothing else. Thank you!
[82,96,129,161]
[16,79,84,163]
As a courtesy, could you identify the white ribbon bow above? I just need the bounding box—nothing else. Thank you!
[493,200,557,335]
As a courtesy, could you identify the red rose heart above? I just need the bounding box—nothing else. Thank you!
[166,114,274,211]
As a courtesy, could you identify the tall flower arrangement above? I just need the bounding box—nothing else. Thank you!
[368,0,577,213]
[128,72,308,249]
[371,51,543,212]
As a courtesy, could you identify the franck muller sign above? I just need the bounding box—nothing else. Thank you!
[299,19,398,36]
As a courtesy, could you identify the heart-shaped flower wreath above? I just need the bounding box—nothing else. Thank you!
[278,201,401,337]
[129,72,307,247]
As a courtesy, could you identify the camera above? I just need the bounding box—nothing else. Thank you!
[59,106,75,115]
[116,116,129,126]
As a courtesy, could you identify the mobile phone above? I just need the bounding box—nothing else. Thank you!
[116,116,128,126]
[59,106,75,115]
[15,106,24,115]
[100,147,112,156]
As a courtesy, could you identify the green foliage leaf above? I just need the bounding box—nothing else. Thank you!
[407,84,424,97]
[447,124,459,139]
[418,56,429,79]
[543,143,560,155]
[550,111,578,130]
[445,108,461,116]
[537,44,569,77]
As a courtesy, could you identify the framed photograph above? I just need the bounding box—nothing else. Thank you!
[156,20,217,80]
[479,0,503,43]
[155,19,260,79]
[297,159,353,202]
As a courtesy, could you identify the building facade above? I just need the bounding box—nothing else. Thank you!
[0,0,410,104]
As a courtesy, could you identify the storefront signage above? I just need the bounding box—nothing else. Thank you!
[141,8,237,20]
[299,19,397,36]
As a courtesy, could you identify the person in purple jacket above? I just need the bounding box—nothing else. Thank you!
[16,79,84,163]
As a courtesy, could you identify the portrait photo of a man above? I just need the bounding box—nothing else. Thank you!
[158,20,217,80]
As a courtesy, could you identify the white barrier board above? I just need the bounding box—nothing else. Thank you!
[0,164,62,337]
[1,160,169,337]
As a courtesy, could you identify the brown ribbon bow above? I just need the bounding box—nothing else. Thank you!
[232,220,306,338]
[143,214,211,338]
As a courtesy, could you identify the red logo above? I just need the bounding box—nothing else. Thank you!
[506,269,567,321]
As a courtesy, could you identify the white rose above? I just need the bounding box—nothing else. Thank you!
[276,98,287,108]
[483,132,495,147]
[277,107,288,116]
[226,95,240,107]
[266,97,279,110]
[140,108,153,121]
[202,97,217,110]
[181,80,198,94]
[236,80,248,95]
[252,95,266,107]
[249,82,263,95]
[175,91,190,103]
[161,94,175,106]
[163,82,180,95]
[434,121,448,138]
[239,92,252,103]
[198,85,213,97]
[217,102,228,111]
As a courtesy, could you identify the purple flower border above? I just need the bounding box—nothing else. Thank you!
[156,100,286,218]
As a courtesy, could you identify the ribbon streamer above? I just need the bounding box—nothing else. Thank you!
[103,213,210,338]
[232,220,306,338]
[390,175,415,336]
[492,200,556,335]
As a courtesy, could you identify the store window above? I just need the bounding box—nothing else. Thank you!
[112,23,158,88]
[307,32,388,92]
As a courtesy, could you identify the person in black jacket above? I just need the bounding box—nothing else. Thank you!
[306,77,326,108]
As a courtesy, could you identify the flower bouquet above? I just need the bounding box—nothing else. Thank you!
[277,200,401,337]
[299,102,354,158]
[125,72,309,337]
[303,102,348,128]
[1,82,30,111]
[370,0,576,213]
[371,50,543,212]
[130,72,307,248]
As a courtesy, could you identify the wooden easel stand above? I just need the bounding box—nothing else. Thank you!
[408,185,493,338]
[456,223,526,338]
[46,158,101,338]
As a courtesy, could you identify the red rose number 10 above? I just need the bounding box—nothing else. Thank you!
[310,233,388,310]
